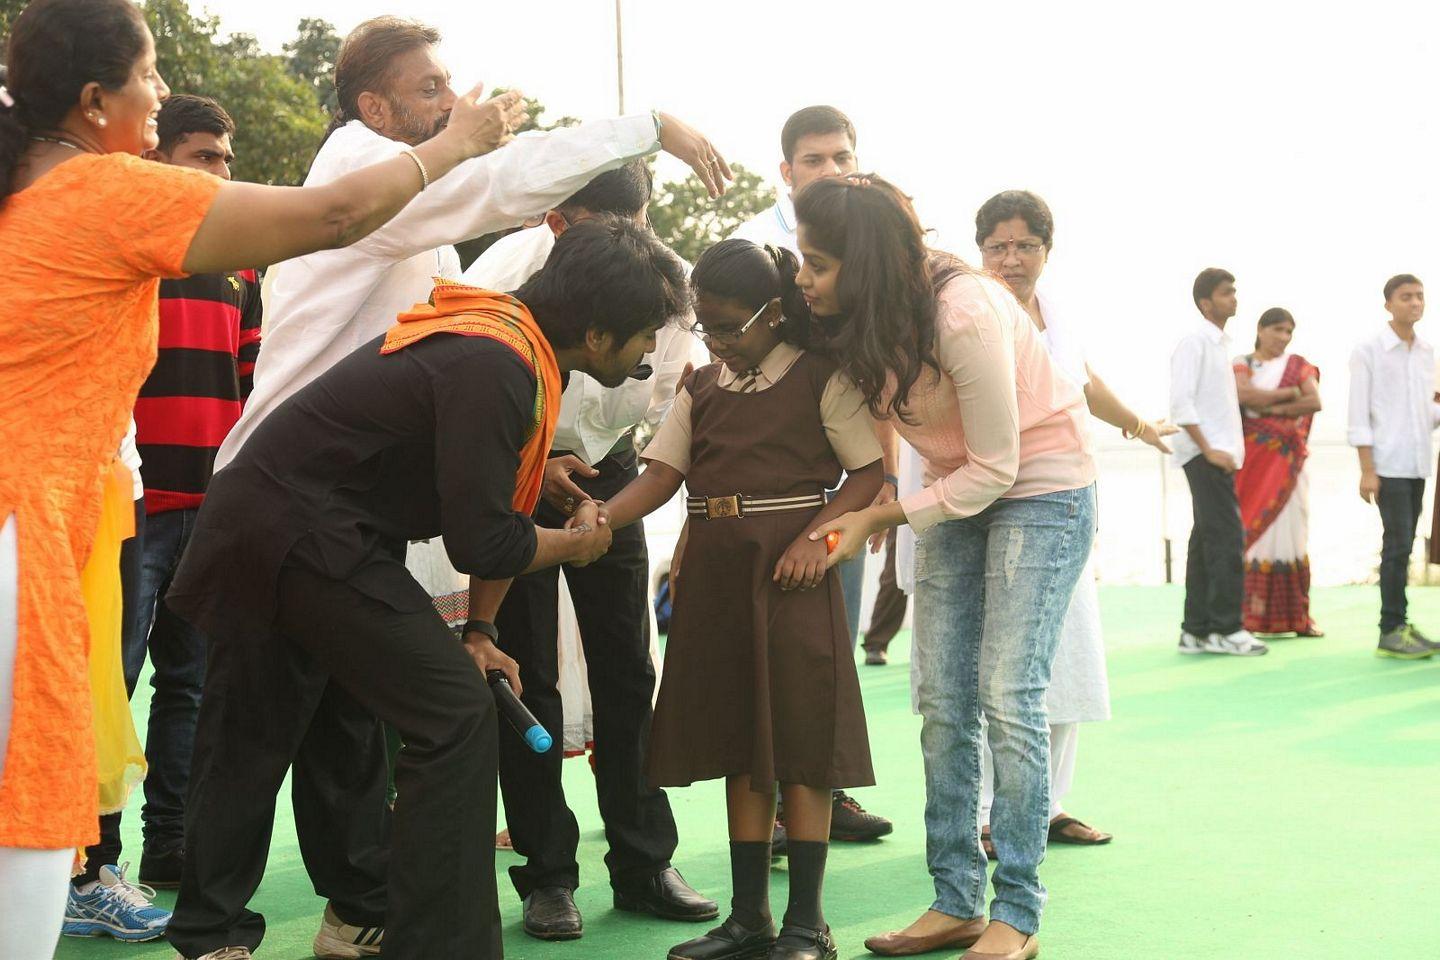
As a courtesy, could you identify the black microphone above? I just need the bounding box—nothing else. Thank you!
[628,363,653,381]
[486,670,553,753]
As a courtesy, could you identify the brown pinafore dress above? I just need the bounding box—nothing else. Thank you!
[646,352,875,792]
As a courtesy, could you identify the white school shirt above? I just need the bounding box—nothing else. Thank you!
[461,226,702,465]
[1346,325,1440,479]
[1169,319,1244,468]
[216,115,662,469]
[1035,291,1090,390]
[728,192,799,256]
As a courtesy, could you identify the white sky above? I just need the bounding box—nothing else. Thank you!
[199,0,1438,444]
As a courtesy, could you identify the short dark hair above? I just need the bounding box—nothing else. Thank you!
[781,105,856,163]
[515,215,690,350]
[156,94,235,155]
[975,190,1054,250]
[692,239,813,347]
[555,158,653,219]
[1193,267,1235,308]
[1384,273,1422,301]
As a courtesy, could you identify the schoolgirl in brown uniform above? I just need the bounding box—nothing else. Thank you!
[601,239,883,960]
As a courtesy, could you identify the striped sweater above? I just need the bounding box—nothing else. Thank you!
[135,269,262,514]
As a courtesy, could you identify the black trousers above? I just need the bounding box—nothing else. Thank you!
[1181,457,1244,637]
[167,560,500,960]
[1377,477,1426,632]
[494,446,677,898]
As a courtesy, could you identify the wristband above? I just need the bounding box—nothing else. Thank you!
[401,148,430,191]
[461,619,499,644]
[883,474,899,490]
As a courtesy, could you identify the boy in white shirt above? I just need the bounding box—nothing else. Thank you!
[1170,268,1268,656]
[1347,274,1440,658]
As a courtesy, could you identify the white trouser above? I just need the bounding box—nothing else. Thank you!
[0,514,73,959]
[980,720,1079,824]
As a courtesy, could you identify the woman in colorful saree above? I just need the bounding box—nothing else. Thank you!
[1232,308,1324,636]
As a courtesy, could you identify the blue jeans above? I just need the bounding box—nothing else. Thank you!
[127,507,209,847]
[912,485,1095,935]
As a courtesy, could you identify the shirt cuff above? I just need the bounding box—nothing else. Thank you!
[1347,428,1374,447]
[899,485,947,535]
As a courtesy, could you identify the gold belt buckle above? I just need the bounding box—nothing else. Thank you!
[705,495,742,520]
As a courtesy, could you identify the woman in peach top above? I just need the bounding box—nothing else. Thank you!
[0,1,523,954]
[798,176,1095,960]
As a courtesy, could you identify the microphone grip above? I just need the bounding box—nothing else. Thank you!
[486,670,554,754]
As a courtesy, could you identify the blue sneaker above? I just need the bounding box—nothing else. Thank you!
[62,862,170,941]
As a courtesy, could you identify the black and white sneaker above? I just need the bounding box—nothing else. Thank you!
[1202,629,1269,657]
[1177,631,1207,654]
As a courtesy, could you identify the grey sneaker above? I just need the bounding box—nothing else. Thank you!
[1405,623,1440,651]
[1203,629,1269,656]
[1376,626,1434,660]
[1177,631,1207,654]
[313,903,382,958]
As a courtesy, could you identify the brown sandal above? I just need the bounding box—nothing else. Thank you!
[1047,816,1112,845]
[980,827,995,861]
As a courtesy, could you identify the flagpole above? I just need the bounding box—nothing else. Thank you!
[614,0,625,114]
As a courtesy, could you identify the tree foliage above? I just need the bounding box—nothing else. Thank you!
[648,162,776,264]
[284,17,341,116]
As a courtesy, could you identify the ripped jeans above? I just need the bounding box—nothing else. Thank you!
[912,485,1095,935]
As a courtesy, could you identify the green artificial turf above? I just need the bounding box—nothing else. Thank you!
[56,585,1440,959]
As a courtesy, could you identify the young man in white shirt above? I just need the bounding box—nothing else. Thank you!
[1347,274,1440,658]
[1170,269,1269,656]
[728,106,894,843]
[180,16,732,960]
[457,161,715,941]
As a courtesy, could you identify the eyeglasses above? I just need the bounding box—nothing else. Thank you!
[980,239,1047,259]
[687,300,770,345]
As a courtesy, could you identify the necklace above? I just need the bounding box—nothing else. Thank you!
[30,135,87,152]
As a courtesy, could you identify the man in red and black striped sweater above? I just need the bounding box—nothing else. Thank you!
[128,94,261,888]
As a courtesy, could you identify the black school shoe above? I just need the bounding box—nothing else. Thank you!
[138,839,184,889]
[523,886,583,940]
[668,916,777,960]
[829,791,893,841]
[614,867,719,922]
[767,924,837,960]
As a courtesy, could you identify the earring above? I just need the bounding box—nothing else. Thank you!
[96,116,107,127]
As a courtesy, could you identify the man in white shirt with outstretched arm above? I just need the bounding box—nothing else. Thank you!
[1347,273,1440,659]
[1170,268,1268,657]
[188,16,732,960]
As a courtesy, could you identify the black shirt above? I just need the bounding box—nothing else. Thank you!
[168,332,540,642]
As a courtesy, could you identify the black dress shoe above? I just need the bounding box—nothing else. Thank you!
[614,867,719,921]
[139,839,184,889]
[668,915,777,960]
[767,924,837,960]
[523,886,583,940]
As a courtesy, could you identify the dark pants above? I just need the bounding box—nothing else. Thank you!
[124,507,210,848]
[862,529,908,655]
[1377,477,1426,632]
[1181,457,1244,637]
[80,498,146,885]
[168,560,493,960]
[494,447,676,898]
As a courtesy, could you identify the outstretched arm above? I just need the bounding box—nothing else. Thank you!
[603,461,686,530]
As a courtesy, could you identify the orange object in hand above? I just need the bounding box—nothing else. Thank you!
[825,531,841,554]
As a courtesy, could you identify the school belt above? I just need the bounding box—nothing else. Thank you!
[685,493,826,520]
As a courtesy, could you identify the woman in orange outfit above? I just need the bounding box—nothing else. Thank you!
[0,2,523,955]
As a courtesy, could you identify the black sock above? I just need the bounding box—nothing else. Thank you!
[782,840,828,932]
[728,840,773,931]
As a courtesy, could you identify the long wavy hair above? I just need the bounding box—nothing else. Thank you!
[793,173,971,420]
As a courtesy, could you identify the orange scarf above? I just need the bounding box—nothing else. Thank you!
[381,279,560,514]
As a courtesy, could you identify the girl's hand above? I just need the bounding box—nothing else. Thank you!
[1138,419,1176,454]
[810,510,875,569]
[774,534,828,591]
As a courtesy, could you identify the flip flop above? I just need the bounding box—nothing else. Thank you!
[1048,816,1113,846]
[980,827,995,861]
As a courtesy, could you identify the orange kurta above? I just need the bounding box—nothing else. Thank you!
[0,152,221,848]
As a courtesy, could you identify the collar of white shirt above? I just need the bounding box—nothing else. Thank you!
[1196,318,1229,344]
[716,340,803,391]
[1379,323,1429,352]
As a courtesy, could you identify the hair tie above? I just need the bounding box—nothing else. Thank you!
[0,86,15,109]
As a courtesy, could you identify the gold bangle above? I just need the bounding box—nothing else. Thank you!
[401,148,430,190]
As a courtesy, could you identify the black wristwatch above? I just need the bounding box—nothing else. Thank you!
[461,619,500,644]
